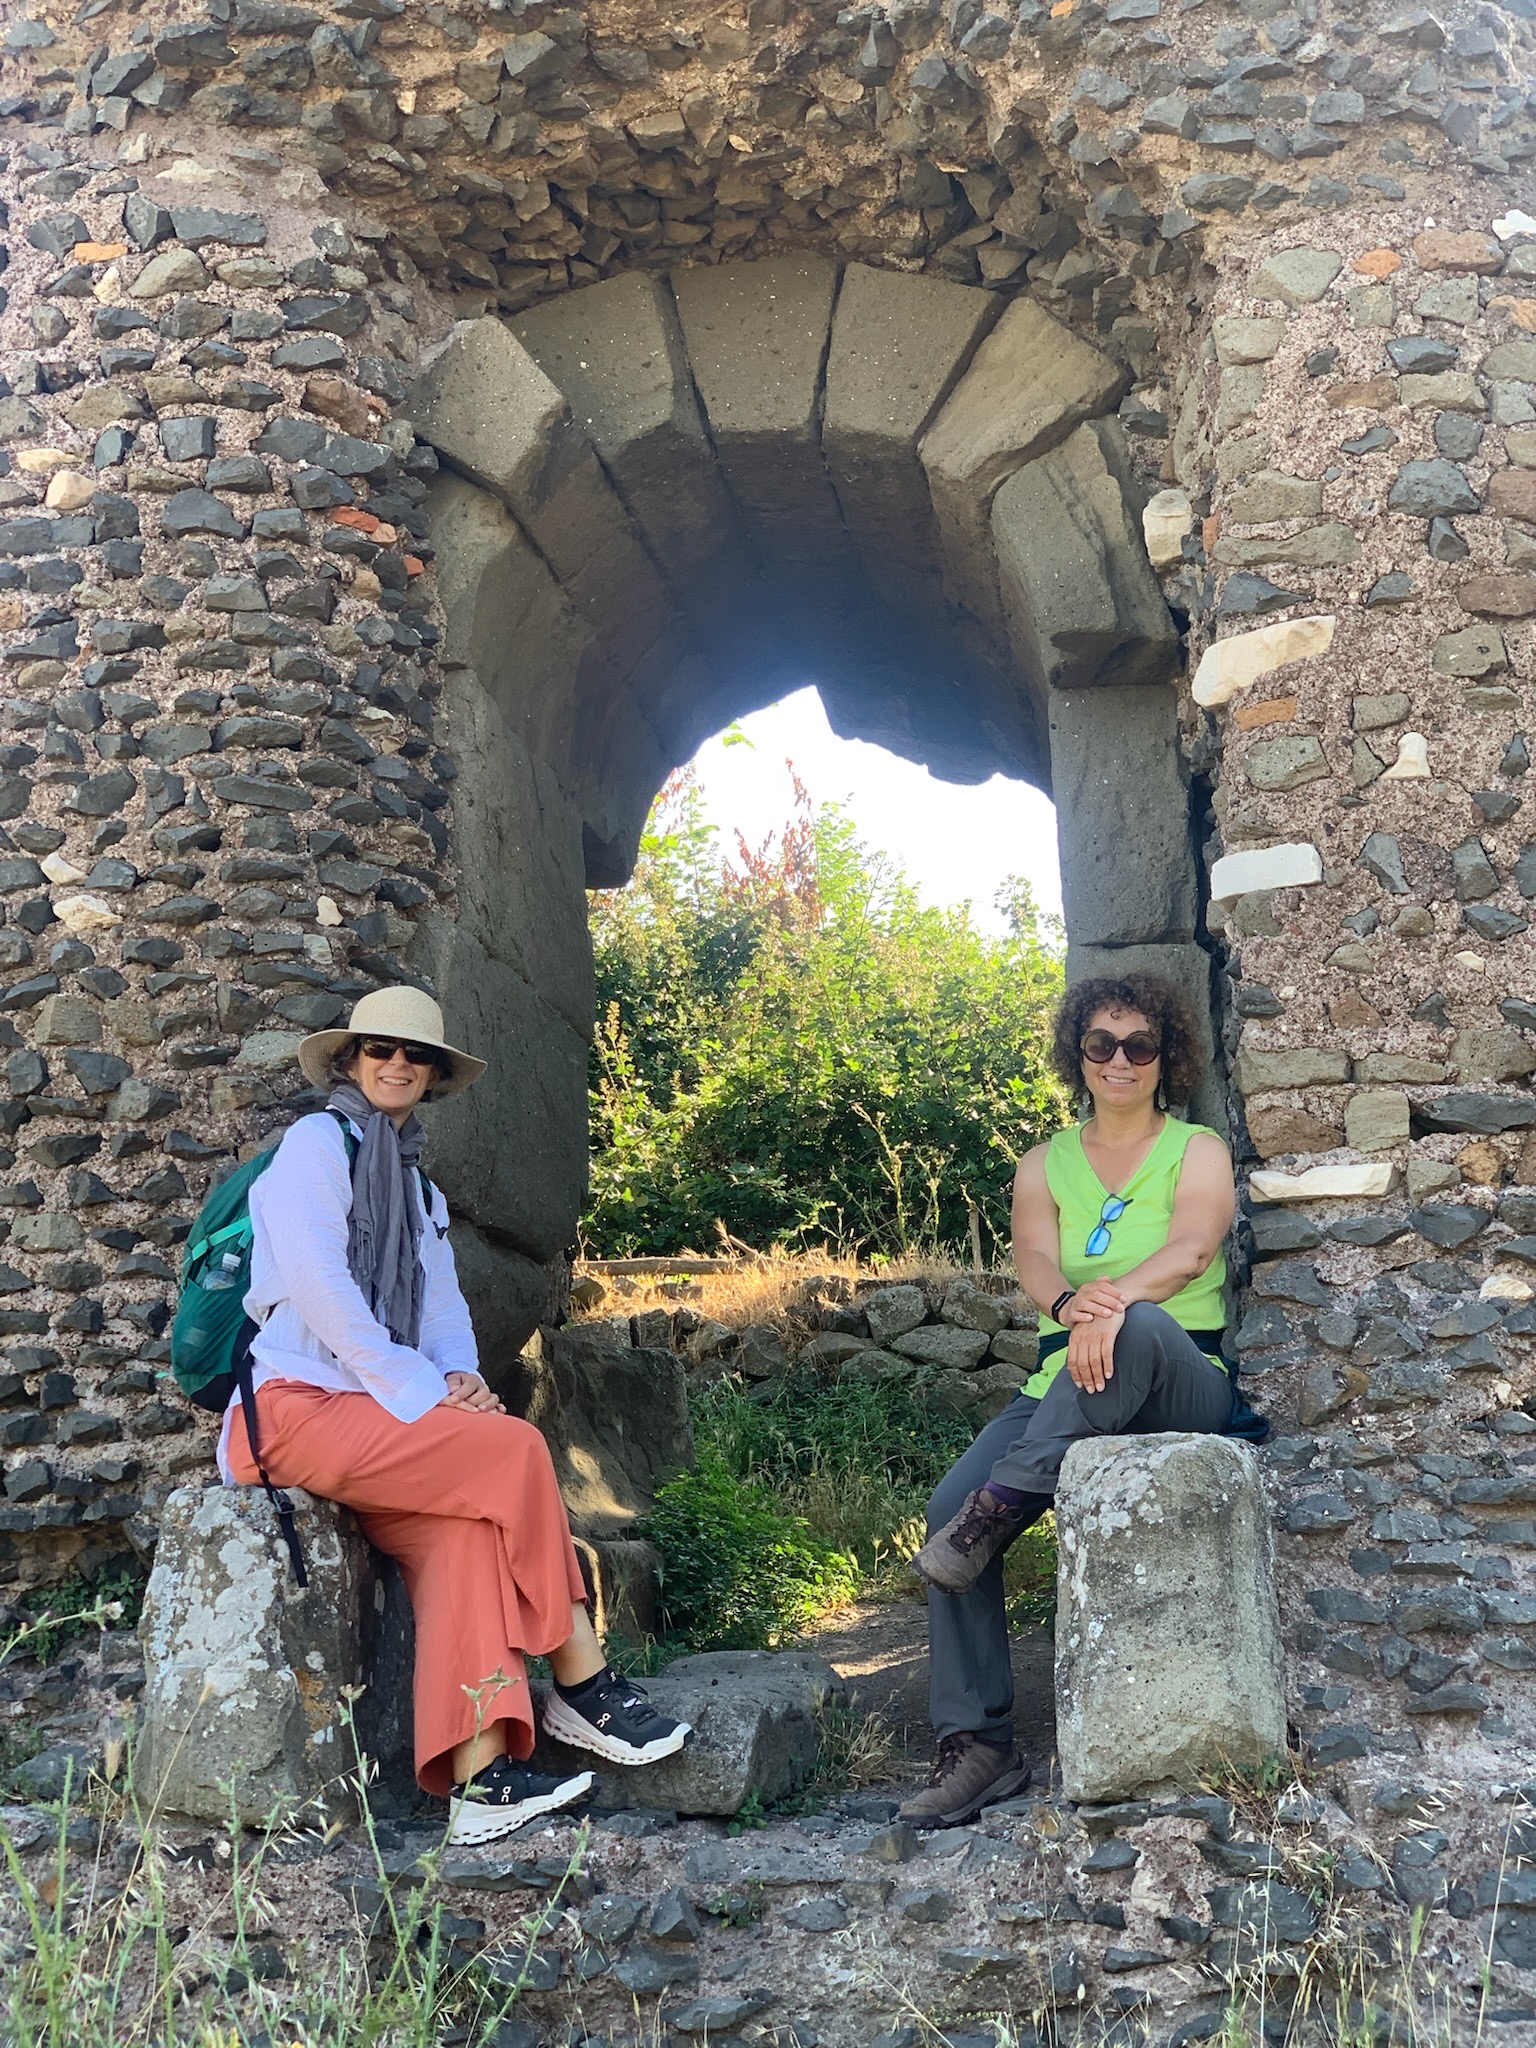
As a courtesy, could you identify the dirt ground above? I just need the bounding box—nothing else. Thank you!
[803,1595,1057,1784]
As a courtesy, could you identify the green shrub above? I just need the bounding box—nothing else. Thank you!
[644,1454,859,1650]
[691,1369,973,1580]
[688,1368,1059,1622]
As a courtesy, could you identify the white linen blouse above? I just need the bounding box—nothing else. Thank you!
[216,1109,479,1481]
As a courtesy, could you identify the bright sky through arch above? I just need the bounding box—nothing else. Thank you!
[688,686,1062,937]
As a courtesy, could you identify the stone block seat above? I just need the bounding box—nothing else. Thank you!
[1054,1434,1287,1803]
[137,1484,372,1828]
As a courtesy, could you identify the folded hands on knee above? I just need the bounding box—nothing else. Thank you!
[1063,1281,1126,1394]
[440,1370,505,1413]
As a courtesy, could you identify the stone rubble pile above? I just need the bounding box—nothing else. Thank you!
[0,1754,1531,2043]
[576,1268,1040,1429]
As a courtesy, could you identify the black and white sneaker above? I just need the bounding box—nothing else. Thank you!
[447,1755,594,1846]
[541,1672,692,1766]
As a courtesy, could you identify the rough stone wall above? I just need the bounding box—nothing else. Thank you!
[3,0,1536,2009]
[1189,200,1536,1974]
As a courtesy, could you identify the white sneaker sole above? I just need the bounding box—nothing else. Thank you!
[446,1768,594,1846]
[541,1693,693,1766]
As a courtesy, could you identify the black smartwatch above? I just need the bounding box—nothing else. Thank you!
[1049,1288,1076,1322]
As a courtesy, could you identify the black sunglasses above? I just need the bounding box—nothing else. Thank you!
[357,1037,445,1069]
[1081,1029,1161,1067]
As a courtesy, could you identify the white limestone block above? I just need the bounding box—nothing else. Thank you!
[1192,615,1336,706]
[1249,1163,1395,1200]
[1209,842,1324,902]
[1142,488,1193,570]
[1380,732,1429,779]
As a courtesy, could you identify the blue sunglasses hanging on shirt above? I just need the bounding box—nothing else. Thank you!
[1085,1194,1131,1258]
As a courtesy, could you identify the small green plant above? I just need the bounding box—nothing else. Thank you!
[15,1565,145,1666]
[726,1790,768,1836]
[644,1452,858,1650]
[705,1883,765,1926]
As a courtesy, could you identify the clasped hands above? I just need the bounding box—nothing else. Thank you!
[440,1369,504,1413]
[1060,1279,1128,1394]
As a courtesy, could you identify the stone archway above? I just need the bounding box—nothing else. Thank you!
[4,0,1536,2003]
[406,254,1216,1330]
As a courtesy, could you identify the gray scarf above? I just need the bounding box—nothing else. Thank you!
[327,1081,427,1350]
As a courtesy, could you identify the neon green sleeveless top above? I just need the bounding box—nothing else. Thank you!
[1024,1115,1228,1399]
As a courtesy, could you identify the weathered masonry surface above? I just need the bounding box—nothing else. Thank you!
[3,0,1536,2026]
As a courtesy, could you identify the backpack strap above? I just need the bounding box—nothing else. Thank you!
[227,1109,360,1589]
[325,1105,360,1168]
[232,1321,308,1589]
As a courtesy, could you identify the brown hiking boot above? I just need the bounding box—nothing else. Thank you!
[910,1487,1029,1594]
[897,1733,1030,1829]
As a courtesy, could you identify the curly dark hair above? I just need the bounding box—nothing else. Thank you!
[1049,973,1207,1106]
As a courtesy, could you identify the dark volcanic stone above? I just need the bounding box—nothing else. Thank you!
[1409,1204,1491,1247]
[1387,336,1458,374]
[1217,573,1309,617]
[1464,905,1528,942]
[170,208,267,247]
[1417,1095,1536,1134]
[1328,1215,1408,1247]
[162,489,246,539]
[1248,1209,1323,1255]
[1207,1880,1317,1942]
[1387,460,1479,518]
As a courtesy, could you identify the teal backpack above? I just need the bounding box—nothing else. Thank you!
[172,1111,365,1585]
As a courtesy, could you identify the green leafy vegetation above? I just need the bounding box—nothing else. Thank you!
[15,1566,145,1667]
[586,768,1068,1261]
[643,1452,859,1650]
[643,1369,1058,1651]
[691,1366,974,1581]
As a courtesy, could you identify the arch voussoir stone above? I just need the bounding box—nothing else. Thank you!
[409,316,683,695]
[670,252,863,605]
[993,415,1179,696]
[918,295,1129,644]
[822,262,999,641]
[512,271,755,651]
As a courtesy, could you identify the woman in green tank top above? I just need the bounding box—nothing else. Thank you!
[899,971,1266,1832]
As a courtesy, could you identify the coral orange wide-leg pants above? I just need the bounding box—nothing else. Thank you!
[226,1379,587,1796]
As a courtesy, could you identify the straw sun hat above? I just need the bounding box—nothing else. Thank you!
[297,986,488,1099]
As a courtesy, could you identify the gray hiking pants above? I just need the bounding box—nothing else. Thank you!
[925,1300,1233,1745]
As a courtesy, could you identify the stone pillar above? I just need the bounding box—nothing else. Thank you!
[1187,212,1536,1815]
[1054,1433,1287,1803]
[0,58,582,1593]
[137,1483,373,1825]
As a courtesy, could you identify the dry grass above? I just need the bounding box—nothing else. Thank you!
[814,1699,904,1793]
[572,1245,1015,1340]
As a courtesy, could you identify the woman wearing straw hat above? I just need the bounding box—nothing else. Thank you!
[221,985,690,1844]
